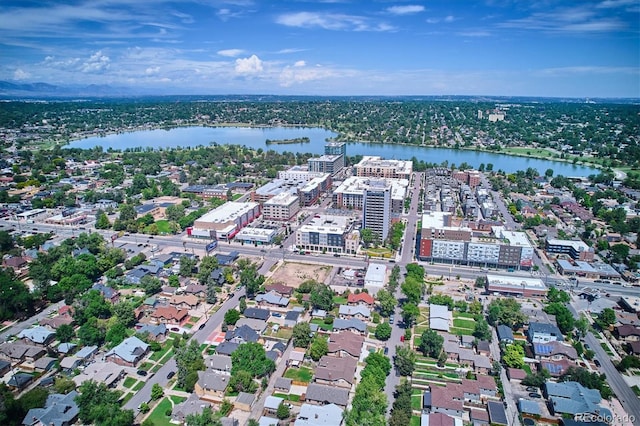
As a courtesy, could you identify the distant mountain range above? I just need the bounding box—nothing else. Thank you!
[0,80,637,103]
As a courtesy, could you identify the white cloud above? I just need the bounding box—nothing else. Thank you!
[536,66,639,76]
[81,50,111,73]
[235,54,263,75]
[275,48,306,54]
[276,12,394,32]
[279,64,337,87]
[13,68,30,80]
[217,49,245,57]
[294,60,306,67]
[386,5,425,16]
[444,15,455,23]
[145,66,160,75]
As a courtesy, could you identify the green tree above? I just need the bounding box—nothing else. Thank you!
[175,340,206,392]
[401,278,423,305]
[19,387,49,413]
[53,376,76,394]
[389,380,412,426]
[428,294,454,310]
[575,314,589,338]
[360,228,374,248]
[308,335,328,361]
[75,381,133,426]
[503,344,525,368]
[401,302,419,327]
[596,308,616,329]
[229,370,256,393]
[487,298,527,329]
[521,370,551,389]
[292,322,312,348]
[473,319,492,341]
[105,322,128,347]
[394,345,416,376]
[56,323,75,343]
[374,322,392,341]
[0,268,34,321]
[560,366,612,399]
[547,287,570,303]
[179,256,197,277]
[95,210,111,229]
[223,309,240,326]
[376,289,396,317]
[151,383,164,400]
[276,402,290,420]
[419,329,444,358]
[310,284,334,311]
[231,342,275,378]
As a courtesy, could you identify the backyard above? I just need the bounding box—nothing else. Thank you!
[283,366,314,383]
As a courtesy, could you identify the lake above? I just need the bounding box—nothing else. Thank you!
[68,126,598,176]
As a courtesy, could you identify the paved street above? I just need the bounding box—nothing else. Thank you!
[0,300,64,343]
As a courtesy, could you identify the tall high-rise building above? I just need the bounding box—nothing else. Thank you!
[325,142,346,156]
[362,180,392,242]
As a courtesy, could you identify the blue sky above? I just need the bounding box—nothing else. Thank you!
[1,0,638,97]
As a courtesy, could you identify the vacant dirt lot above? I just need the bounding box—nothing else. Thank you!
[267,262,333,288]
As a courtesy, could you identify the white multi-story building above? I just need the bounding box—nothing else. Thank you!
[308,155,344,175]
[191,202,260,240]
[354,156,412,180]
[296,215,356,254]
[262,191,300,221]
[333,176,408,213]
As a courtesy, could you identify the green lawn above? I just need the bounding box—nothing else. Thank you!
[453,312,476,319]
[273,393,301,402]
[154,220,172,234]
[632,385,640,396]
[523,364,532,375]
[139,362,153,371]
[150,343,173,361]
[410,416,421,426]
[120,392,134,406]
[123,377,137,388]
[333,296,348,305]
[275,328,293,340]
[411,395,422,410]
[283,366,314,383]
[453,318,476,329]
[310,318,333,331]
[147,397,174,426]
[170,396,187,404]
[133,381,145,391]
[501,147,558,159]
[450,327,474,336]
[600,342,614,355]
[159,349,175,364]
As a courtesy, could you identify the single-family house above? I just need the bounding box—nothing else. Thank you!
[0,343,45,363]
[540,359,574,377]
[274,377,292,393]
[420,412,462,426]
[170,294,200,310]
[338,304,371,320]
[194,371,229,401]
[332,318,367,334]
[39,314,74,330]
[487,401,508,426]
[430,304,452,332]
[0,360,11,376]
[209,268,226,286]
[255,291,289,307]
[22,391,79,426]
[125,268,148,285]
[60,356,82,371]
[225,325,260,344]
[304,383,350,407]
[533,341,578,361]
[288,347,306,367]
[263,396,284,417]
[136,323,168,342]
[243,308,270,321]
[296,403,344,426]
[215,341,239,356]
[327,331,364,359]
[545,381,612,418]
[183,284,208,299]
[497,325,514,343]
[75,345,98,362]
[171,393,212,425]
[347,292,375,306]
[33,356,57,372]
[235,392,256,412]
[527,322,564,343]
[17,326,55,347]
[314,355,357,388]
[214,251,239,266]
[150,305,189,326]
[235,318,267,334]
[56,342,77,355]
[284,311,302,328]
[205,354,232,375]
[91,283,120,304]
[426,386,464,418]
[105,336,149,367]
[265,283,294,297]
[8,372,33,390]
[615,325,640,342]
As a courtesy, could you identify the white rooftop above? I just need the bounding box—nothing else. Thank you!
[196,202,259,224]
[486,274,546,289]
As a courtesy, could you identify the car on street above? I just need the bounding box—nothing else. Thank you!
[594,359,601,367]
[528,393,542,398]
[389,315,394,324]
[584,343,590,350]
[525,387,538,392]
[384,347,389,355]
[167,371,176,379]
[137,369,148,376]
[198,323,206,330]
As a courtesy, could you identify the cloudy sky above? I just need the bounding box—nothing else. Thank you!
[1,0,638,97]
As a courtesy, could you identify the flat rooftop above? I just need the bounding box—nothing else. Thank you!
[486,274,546,289]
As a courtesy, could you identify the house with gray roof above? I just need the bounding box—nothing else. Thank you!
[22,391,79,426]
[244,307,270,321]
[296,403,344,426]
[528,322,564,343]
[235,318,267,333]
[332,318,367,334]
[205,354,232,375]
[430,304,452,332]
[284,310,302,327]
[0,343,45,362]
[225,325,260,344]
[105,336,149,367]
[487,401,508,426]
[497,325,514,343]
[274,377,292,393]
[8,372,33,390]
[136,323,168,342]
[255,291,289,307]
[75,345,98,361]
[91,283,120,303]
[194,371,229,400]
[304,383,350,407]
[34,356,57,372]
[338,304,371,320]
[171,393,212,424]
[235,392,256,411]
[126,268,148,285]
[57,342,77,355]
[17,326,55,346]
[215,341,239,356]
[263,396,284,417]
[545,381,611,418]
